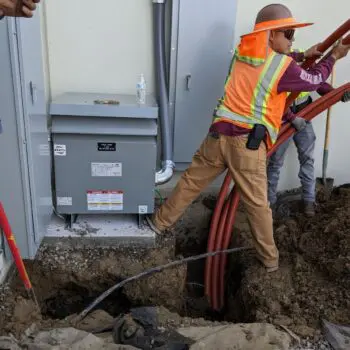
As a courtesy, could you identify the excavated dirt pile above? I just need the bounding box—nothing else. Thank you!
[0,187,349,344]
[229,185,350,338]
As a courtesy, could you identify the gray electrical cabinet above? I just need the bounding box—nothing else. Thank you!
[50,93,158,217]
[169,0,237,167]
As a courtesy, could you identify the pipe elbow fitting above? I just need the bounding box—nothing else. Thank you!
[155,160,175,185]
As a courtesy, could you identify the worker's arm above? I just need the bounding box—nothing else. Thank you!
[0,0,40,18]
[277,56,335,94]
[277,57,333,127]
[288,44,323,63]
[279,42,350,94]
[317,82,333,96]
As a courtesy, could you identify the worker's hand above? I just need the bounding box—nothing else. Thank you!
[341,91,350,103]
[304,44,323,59]
[0,0,40,18]
[331,41,350,60]
[291,117,307,131]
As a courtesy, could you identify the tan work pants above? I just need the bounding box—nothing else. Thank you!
[153,133,278,268]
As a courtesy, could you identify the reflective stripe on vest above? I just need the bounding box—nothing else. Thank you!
[215,109,278,142]
[215,52,288,144]
[235,53,265,66]
[294,91,310,105]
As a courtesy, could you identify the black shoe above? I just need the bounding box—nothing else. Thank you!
[303,201,315,217]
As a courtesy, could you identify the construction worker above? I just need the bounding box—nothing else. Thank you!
[0,0,40,18]
[146,4,350,272]
[267,48,350,217]
[267,76,350,217]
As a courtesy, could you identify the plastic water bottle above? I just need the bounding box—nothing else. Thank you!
[136,73,146,104]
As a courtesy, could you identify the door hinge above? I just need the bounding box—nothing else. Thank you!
[29,81,37,104]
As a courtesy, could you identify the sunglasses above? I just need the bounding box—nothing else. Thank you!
[277,29,295,41]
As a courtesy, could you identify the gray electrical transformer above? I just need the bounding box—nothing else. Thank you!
[50,92,158,220]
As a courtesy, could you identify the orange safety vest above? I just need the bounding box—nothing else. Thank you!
[213,43,293,149]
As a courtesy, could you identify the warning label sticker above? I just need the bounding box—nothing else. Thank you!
[57,197,72,206]
[54,144,66,156]
[87,190,123,211]
[91,163,122,177]
[138,205,148,214]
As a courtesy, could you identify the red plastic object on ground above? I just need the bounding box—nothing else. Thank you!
[205,20,350,310]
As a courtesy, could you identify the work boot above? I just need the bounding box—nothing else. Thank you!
[303,201,315,217]
[145,215,163,235]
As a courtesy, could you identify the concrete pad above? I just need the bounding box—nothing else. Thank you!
[46,213,155,247]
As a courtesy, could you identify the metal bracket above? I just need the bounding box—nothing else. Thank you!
[185,74,192,91]
[138,214,146,229]
[64,214,78,229]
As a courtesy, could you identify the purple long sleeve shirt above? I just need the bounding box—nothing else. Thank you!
[210,51,335,136]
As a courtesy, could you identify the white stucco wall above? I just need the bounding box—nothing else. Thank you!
[43,0,350,192]
[44,0,155,98]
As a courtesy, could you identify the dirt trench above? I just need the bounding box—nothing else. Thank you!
[0,188,349,340]
[227,185,350,339]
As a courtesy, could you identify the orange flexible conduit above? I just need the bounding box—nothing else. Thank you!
[205,21,350,311]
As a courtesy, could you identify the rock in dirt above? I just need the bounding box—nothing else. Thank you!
[322,319,350,350]
[0,327,139,350]
[178,323,292,350]
[0,321,295,350]
[13,297,41,324]
[0,335,22,350]
[75,309,115,333]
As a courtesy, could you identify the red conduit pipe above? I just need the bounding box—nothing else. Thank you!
[0,202,39,309]
[278,33,350,142]
[303,19,350,67]
[204,174,231,298]
[210,196,230,307]
[205,21,350,310]
[284,21,350,113]
[218,190,240,308]
[316,33,350,65]
[270,84,350,154]
[207,83,350,310]
[0,202,33,290]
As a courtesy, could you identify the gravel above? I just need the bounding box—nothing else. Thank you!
[291,338,332,350]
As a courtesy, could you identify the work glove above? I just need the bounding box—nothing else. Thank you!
[291,117,307,132]
[341,91,350,102]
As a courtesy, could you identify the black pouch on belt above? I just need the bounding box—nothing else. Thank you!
[246,124,266,150]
